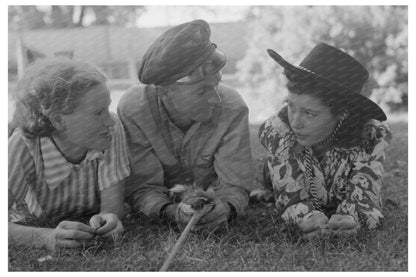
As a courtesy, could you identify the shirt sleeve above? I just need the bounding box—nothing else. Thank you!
[265,155,316,217]
[258,111,297,158]
[337,120,392,229]
[214,102,253,217]
[8,130,35,210]
[256,116,285,197]
[117,93,171,220]
[258,113,317,220]
[98,113,130,190]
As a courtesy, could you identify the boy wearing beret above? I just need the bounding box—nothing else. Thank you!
[118,19,253,230]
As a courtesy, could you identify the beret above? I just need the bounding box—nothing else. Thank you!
[138,19,216,85]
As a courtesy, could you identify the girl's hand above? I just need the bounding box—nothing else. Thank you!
[249,189,274,203]
[298,211,329,239]
[322,214,360,236]
[89,213,124,240]
[43,221,95,251]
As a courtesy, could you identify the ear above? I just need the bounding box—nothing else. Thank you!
[49,113,66,132]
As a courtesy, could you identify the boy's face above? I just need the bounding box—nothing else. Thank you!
[61,83,115,151]
[165,72,222,122]
[162,50,226,122]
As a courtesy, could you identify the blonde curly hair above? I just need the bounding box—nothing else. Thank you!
[12,57,107,138]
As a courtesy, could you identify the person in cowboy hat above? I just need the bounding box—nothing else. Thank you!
[117,19,253,230]
[250,42,392,238]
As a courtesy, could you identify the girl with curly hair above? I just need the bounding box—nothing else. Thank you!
[8,58,130,250]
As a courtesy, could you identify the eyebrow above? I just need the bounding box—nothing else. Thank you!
[286,98,320,113]
[303,108,319,114]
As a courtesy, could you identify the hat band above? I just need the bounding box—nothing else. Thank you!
[297,65,314,74]
[295,65,359,94]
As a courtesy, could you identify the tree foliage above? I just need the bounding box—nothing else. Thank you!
[8,6,46,30]
[236,6,407,120]
[8,5,146,30]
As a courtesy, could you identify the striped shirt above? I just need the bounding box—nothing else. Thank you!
[8,113,130,224]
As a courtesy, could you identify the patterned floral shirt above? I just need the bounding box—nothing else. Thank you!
[258,112,392,229]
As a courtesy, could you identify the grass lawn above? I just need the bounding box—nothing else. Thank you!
[8,121,408,271]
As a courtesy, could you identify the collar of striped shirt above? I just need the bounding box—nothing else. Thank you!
[40,137,104,190]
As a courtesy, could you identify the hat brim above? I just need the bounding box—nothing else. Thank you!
[267,49,387,121]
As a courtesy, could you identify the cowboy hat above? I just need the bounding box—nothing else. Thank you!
[267,42,387,121]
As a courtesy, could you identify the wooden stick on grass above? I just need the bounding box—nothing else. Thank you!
[159,204,212,271]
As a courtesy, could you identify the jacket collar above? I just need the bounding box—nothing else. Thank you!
[133,85,222,166]
[40,137,104,190]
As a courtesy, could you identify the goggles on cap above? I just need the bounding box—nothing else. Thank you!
[175,49,226,85]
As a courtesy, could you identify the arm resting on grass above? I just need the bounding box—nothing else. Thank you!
[337,120,392,229]
[99,181,126,219]
[213,95,254,217]
[9,222,54,248]
[118,96,171,221]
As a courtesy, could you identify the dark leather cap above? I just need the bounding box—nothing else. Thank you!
[138,19,216,86]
